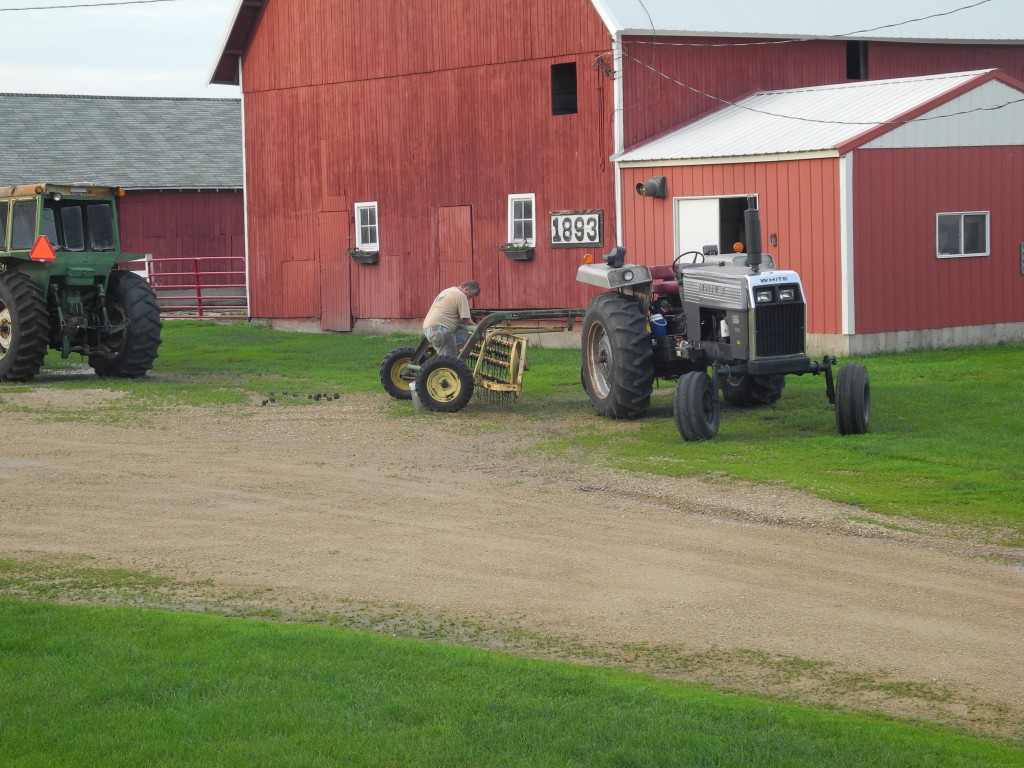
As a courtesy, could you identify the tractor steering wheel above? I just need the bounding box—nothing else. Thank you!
[672,250,704,279]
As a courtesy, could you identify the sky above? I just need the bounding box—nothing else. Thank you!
[0,0,241,99]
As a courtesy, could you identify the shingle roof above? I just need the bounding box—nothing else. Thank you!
[615,69,1024,163]
[0,94,242,190]
[592,0,1024,43]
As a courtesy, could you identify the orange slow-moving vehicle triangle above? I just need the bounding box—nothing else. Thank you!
[29,236,57,262]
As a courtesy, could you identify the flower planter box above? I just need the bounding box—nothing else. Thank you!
[348,250,378,265]
[499,247,534,261]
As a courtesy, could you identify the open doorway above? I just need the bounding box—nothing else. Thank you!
[674,195,754,259]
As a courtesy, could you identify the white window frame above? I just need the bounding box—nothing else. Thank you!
[354,201,379,252]
[507,193,536,246]
[936,211,989,259]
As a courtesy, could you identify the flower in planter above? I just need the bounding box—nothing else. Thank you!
[495,239,533,254]
[347,248,379,264]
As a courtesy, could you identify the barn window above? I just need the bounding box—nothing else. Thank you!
[846,41,868,80]
[936,211,989,258]
[354,201,379,251]
[551,63,578,115]
[507,194,536,245]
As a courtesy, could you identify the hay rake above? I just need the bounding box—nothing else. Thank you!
[379,308,586,412]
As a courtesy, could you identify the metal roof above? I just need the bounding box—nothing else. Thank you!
[592,0,1024,43]
[615,70,1023,164]
[0,94,242,190]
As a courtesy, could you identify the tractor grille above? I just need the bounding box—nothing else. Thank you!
[754,303,805,357]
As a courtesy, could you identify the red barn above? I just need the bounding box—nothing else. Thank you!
[0,94,243,295]
[212,0,1024,349]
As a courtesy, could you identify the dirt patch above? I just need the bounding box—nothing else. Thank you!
[1,389,1021,739]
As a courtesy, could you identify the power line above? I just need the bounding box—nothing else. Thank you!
[0,0,181,12]
[626,0,998,48]
[620,50,1024,127]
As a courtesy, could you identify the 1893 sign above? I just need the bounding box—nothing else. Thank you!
[549,210,603,248]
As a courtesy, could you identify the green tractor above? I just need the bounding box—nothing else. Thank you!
[0,183,161,381]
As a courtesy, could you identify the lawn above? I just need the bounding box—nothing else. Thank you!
[2,598,1021,768]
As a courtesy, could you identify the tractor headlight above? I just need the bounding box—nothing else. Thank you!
[754,289,773,304]
[622,270,635,282]
[778,287,796,301]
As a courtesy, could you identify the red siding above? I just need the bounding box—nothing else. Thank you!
[853,147,1024,334]
[242,0,615,322]
[620,160,843,335]
[118,190,245,287]
[869,42,1024,82]
[619,38,1024,150]
[620,36,846,149]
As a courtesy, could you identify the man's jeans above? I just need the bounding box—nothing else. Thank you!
[424,325,469,357]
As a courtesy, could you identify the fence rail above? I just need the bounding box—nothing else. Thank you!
[123,255,248,319]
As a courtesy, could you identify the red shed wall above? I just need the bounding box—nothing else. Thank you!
[852,147,1024,334]
[619,160,843,335]
[241,0,614,323]
[118,190,245,287]
[618,38,1024,151]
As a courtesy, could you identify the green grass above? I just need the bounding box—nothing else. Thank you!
[13,322,1024,542]
[2,597,1020,768]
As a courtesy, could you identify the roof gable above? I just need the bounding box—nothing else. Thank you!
[0,94,242,190]
[615,70,1024,164]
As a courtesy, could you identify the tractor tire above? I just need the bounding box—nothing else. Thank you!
[89,271,162,378]
[380,345,417,400]
[673,371,720,441]
[0,271,49,382]
[721,374,786,408]
[416,355,474,413]
[581,292,653,419]
[835,362,870,436]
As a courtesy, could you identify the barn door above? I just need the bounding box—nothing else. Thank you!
[318,210,352,331]
[437,206,474,294]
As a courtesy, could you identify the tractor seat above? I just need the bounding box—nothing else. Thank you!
[649,264,678,296]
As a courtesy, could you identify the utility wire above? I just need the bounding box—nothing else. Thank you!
[620,50,1024,126]
[0,0,180,12]
[627,0,997,48]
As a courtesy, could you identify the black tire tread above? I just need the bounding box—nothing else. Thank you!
[581,292,654,419]
[835,362,870,435]
[380,345,417,400]
[415,355,474,413]
[89,271,162,378]
[673,371,720,441]
[0,271,49,382]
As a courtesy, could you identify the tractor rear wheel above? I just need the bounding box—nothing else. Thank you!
[835,362,870,435]
[0,271,49,382]
[674,371,720,441]
[380,345,417,400]
[89,271,162,378]
[721,374,786,407]
[581,292,653,419]
[416,355,474,412]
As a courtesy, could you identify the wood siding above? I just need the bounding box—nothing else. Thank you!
[619,38,1024,151]
[242,0,614,322]
[852,146,1024,334]
[118,190,245,287]
[620,161,843,335]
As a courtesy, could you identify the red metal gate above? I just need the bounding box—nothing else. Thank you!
[125,255,248,319]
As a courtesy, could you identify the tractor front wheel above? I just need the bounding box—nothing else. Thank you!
[674,371,721,441]
[416,355,474,412]
[0,271,49,382]
[89,271,162,378]
[835,362,870,435]
[380,345,417,400]
[581,292,653,419]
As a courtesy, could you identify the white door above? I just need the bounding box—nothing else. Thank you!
[674,198,720,262]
